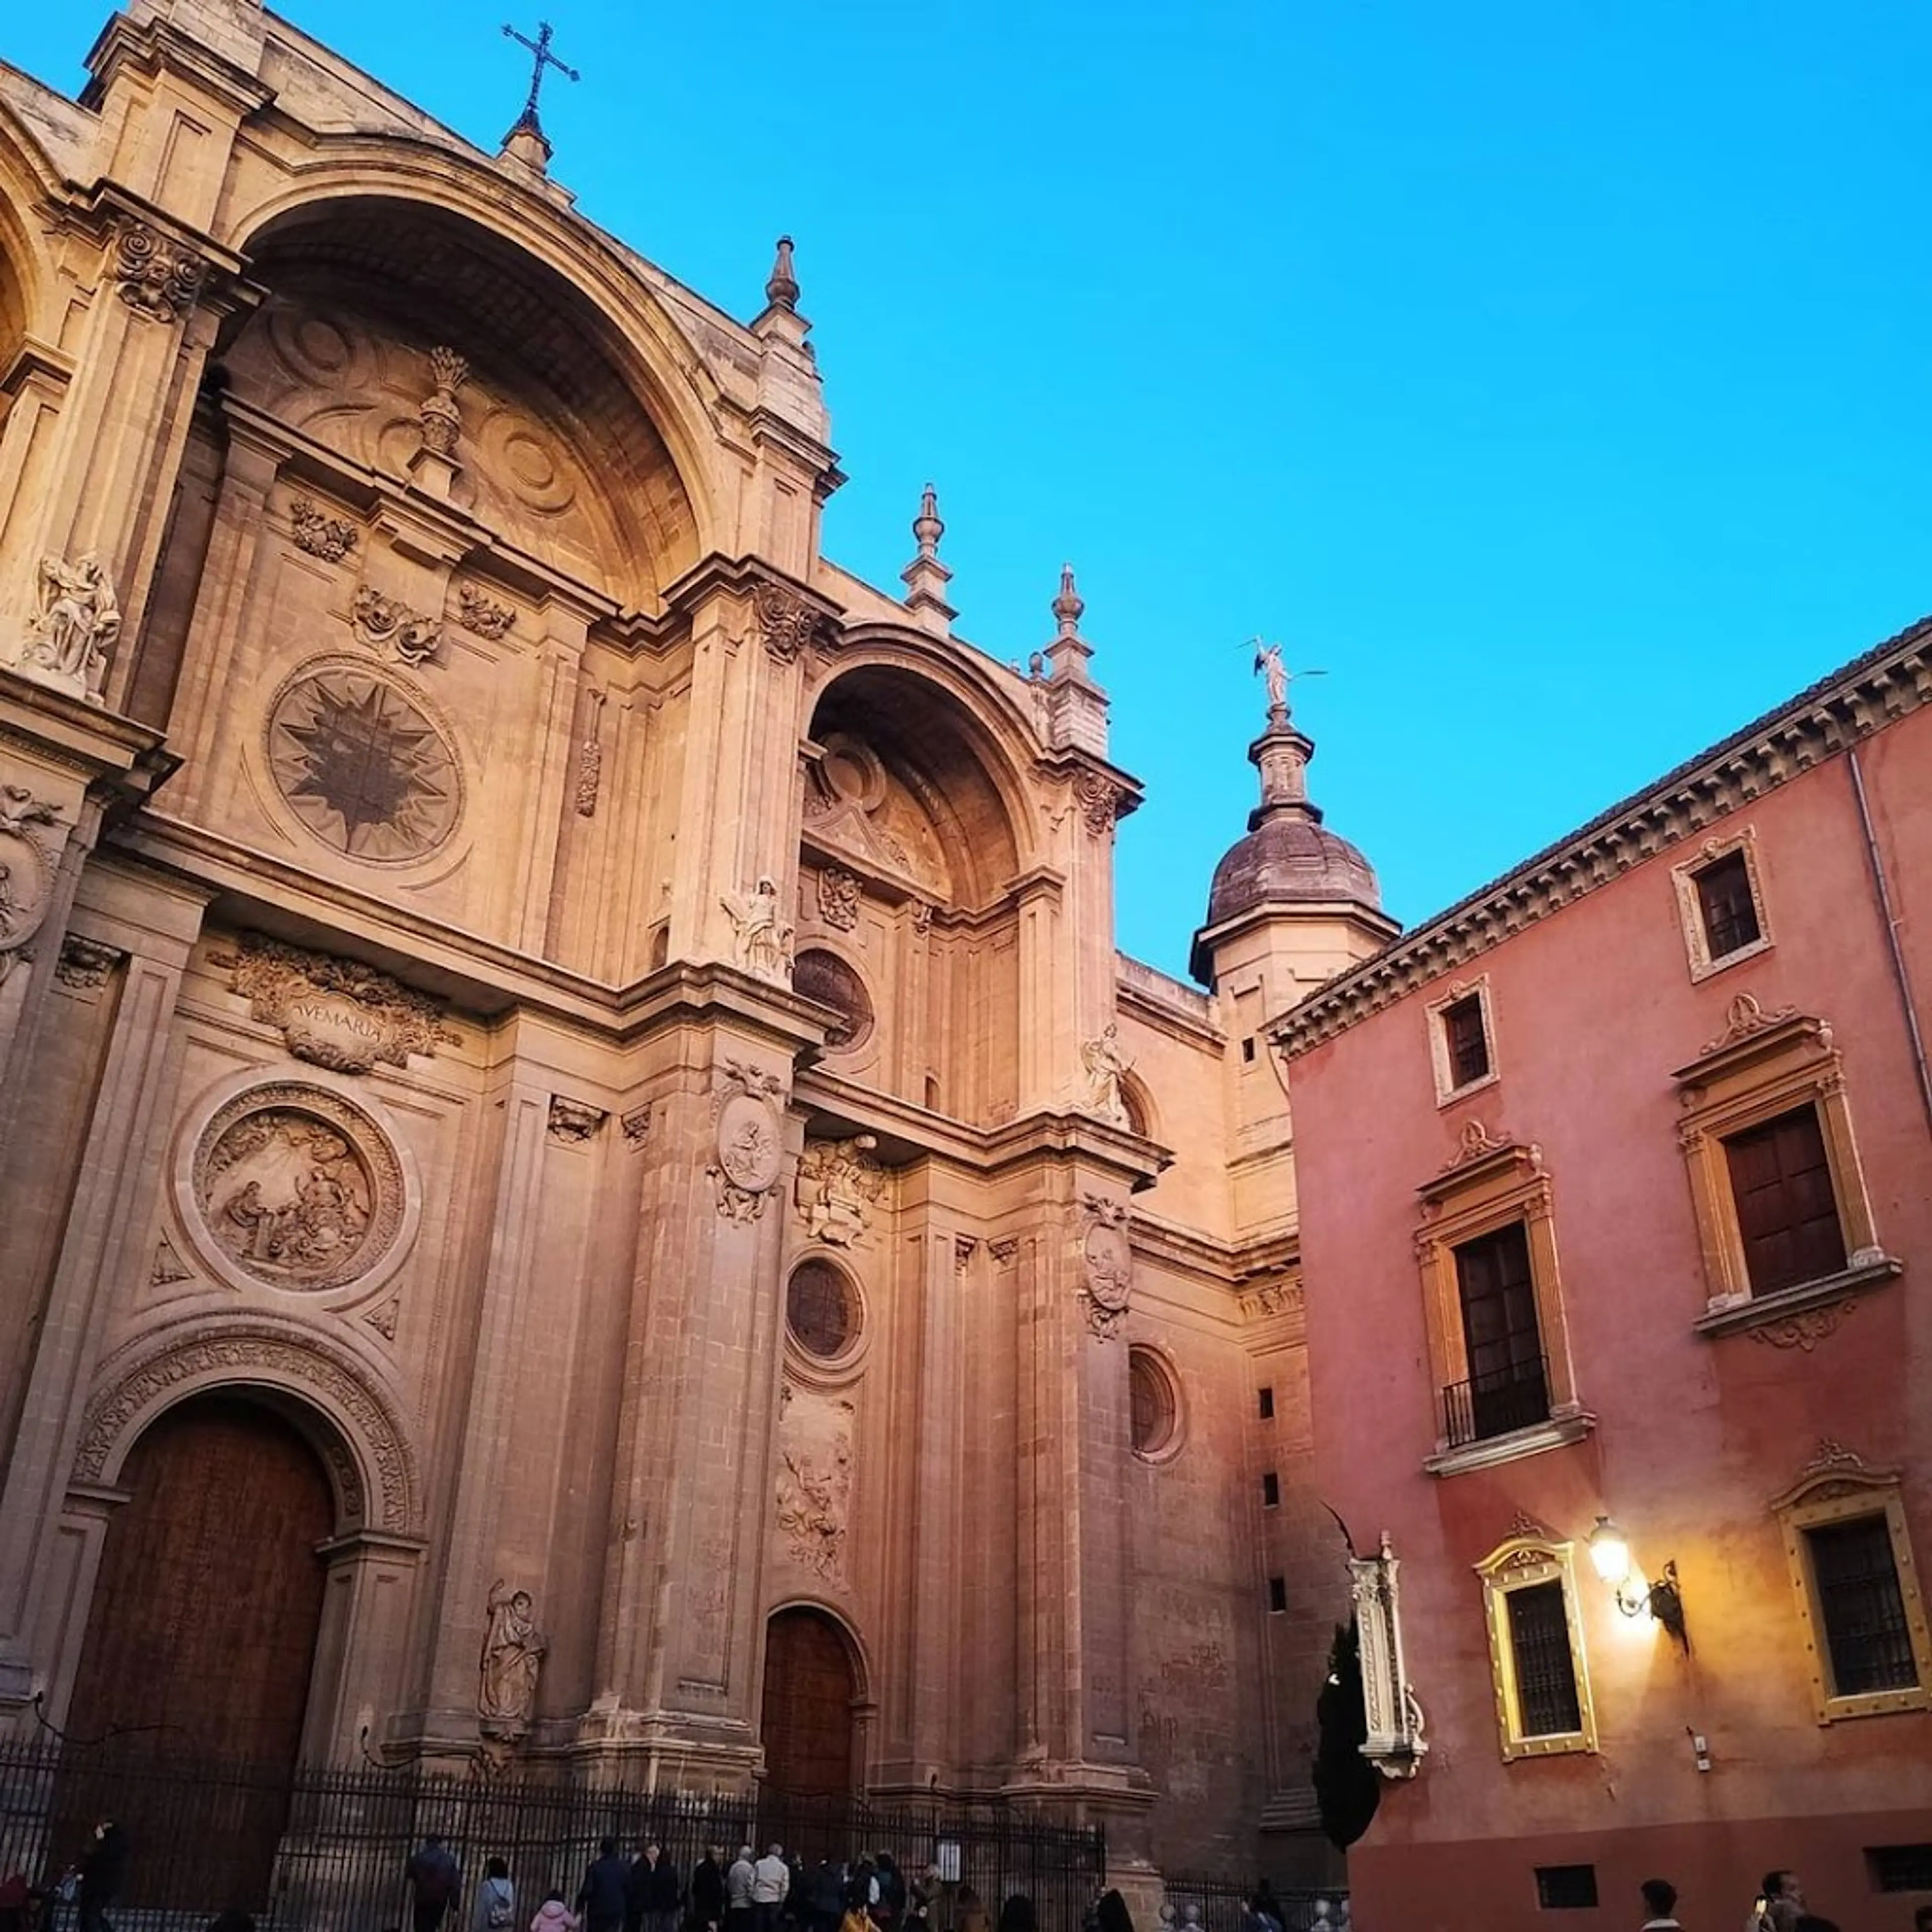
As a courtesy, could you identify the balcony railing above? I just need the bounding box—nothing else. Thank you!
[1441,1353,1551,1448]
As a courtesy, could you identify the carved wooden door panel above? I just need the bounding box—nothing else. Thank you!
[760,1610,856,1798]
[63,1395,335,1907]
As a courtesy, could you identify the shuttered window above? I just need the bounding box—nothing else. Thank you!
[1724,1104,1845,1294]
[1695,850,1761,959]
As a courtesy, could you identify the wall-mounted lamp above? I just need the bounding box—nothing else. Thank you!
[1588,1514,1689,1651]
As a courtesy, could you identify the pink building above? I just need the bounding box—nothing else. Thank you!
[1276,619,1932,1928]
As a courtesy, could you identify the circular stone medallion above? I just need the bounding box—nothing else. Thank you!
[715,1092,782,1193]
[267,665,460,863]
[190,1083,406,1292]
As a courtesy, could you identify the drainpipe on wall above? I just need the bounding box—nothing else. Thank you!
[1847,746,1932,1137]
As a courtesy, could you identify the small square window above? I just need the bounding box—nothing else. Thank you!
[1866,1844,1932,1893]
[1257,1386,1275,1420]
[1806,1515,1919,1698]
[1695,848,1761,960]
[1442,994,1490,1088]
[1261,1471,1280,1508]
[1267,1576,1287,1614]
[1722,1103,1846,1295]
[1426,978,1498,1102]
[1241,1036,1257,1064]
[1673,831,1772,980]
[1534,1866,1598,1910]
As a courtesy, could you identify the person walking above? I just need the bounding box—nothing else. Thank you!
[1640,1879,1681,1931]
[750,1846,788,1932]
[641,1845,680,1932]
[726,1848,757,1932]
[473,1859,516,1932]
[579,1840,629,1932]
[76,1822,129,1932]
[533,1892,581,1932]
[405,1837,461,1932]
[1755,1873,1803,1932]
[689,1846,727,1932]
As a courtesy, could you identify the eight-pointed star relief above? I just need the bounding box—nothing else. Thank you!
[268,668,460,861]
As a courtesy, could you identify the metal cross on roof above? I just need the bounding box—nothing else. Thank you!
[501,19,580,139]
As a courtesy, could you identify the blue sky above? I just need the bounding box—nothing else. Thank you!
[9,2,1929,978]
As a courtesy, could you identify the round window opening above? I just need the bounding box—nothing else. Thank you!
[787,1258,861,1361]
[1129,1346,1180,1459]
[794,948,874,1053]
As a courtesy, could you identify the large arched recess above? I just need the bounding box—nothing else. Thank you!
[218,144,726,592]
[804,639,1037,909]
[0,102,66,391]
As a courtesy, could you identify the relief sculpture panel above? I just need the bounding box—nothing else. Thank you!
[775,1387,855,1585]
[183,1083,410,1295]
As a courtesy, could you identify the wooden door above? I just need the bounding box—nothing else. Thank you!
[62,1395,335,1907]
[761,1609,856,1797]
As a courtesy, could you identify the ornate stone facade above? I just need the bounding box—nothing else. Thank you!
[0,1,1389,1889]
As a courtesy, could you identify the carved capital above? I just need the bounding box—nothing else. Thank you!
[755,583,835,662]
[56,934,123,990]
[1073,766,1126,836]
[112,221,206,321]
[547,1096,608,1144]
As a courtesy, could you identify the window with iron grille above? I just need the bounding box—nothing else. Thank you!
[1724,1104,1846,1295]
[1866,1844,1932,1893]
[1534,1867,1598,1910]
[1695,849,1761,959]
[1807,1515,1919,1697]
[1449,1223,1549,1443]
[1442,993,1491,1088]
[1507,1581,1583,1737]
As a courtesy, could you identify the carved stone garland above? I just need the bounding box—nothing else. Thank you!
[351,585,442,667]
[291,499,359,562]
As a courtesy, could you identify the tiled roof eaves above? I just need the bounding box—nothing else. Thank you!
[1273,613,1932,1058]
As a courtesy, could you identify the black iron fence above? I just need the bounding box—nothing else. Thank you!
[1439,1352,1550,1448]
[0,1741,1105,1932]
[1157,1875,1349,1932]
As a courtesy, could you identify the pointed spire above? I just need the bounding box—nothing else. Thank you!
[765,235,800,312]
[901,483,955,634]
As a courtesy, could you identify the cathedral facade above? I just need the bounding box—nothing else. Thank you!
[0,0,1393,1883]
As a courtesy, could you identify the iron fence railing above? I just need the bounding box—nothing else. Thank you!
[0,1741,1105,1932]
[1439,1352,1550,1448]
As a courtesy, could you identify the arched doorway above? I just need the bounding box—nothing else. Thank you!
[62,1394,336,1905]
[761,1608,858,1797]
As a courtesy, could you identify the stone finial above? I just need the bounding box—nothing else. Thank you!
[1052,562,1084,637]
[1044,561,1096,687]
[766,236,800,311]
[913,484,944,559]
[901,483,955,634]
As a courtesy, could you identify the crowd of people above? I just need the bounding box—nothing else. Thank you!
[401,1838,1126,1932]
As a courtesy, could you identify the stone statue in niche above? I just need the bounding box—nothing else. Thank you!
[478,1578,546,1738]
[796,1135,885,1247]
[203,1110,373,1284]
[9,553,121,702]
[721,876,794,982]
[1081,1022,1135,1125]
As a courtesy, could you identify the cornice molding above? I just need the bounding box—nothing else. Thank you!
[1276,621,1932,1057]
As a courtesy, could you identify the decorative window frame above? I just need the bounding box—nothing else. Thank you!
[1474,1533,1597,1760]
[1674,995,1900,1338]
[1772,1441,1931,1723]
[782,1251,871,1388]
[1672,826,1773,981]
[1426,975,1499,1107]
[1415,1123,1592,1477]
